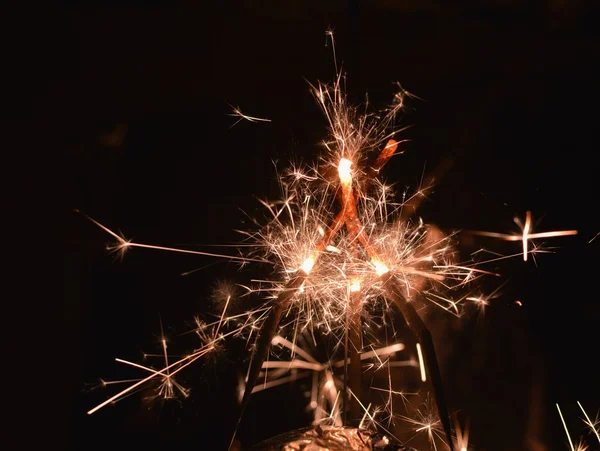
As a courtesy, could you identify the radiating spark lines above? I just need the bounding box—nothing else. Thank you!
[471,211,578,261]
[227,104,271,128]
[77,209,268,264]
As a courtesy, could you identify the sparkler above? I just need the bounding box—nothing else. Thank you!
[230,72,476,449]
[80,32,582,451]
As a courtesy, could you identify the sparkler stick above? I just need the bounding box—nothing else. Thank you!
[231,212,347,449]
[338,157,368,422]
[328,183,455,448]
[340,145,455,448]
[382,273,454,451]
[345,285,364,422]
[239,275,305,399]
[363,139,399,190]
[340,140,399,421]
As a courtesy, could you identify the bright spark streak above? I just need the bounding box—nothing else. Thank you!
[387,359,418,368]
[578,401,600,445]
[271,335,319,363]
[328,390,342,425]
[416,343,426,382]
[261,360,323,371]
[214,295,232,339]
[88,347,212,415]
[96,378,142,387]
[399,402,446,451]
[360,343,405,359]
[78,210,267,263]
[522,211,532,261]
[251,371,312,393]
[349,390,402,444]
[557,403,576,451]
[466,296,488,306]
[332,342,405,368]
[453,415,470,451]
[470,211,577,261]
[358,402,373,429]
[228,105,271,128]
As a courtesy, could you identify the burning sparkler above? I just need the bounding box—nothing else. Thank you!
[81,31,581,451]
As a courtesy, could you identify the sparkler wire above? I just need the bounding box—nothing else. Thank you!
[382,273,454,451]
[232,211,347,449]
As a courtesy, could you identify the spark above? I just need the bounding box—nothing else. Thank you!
[214,293,233,339]
[228,105,271,128]
[88,346,211,415]
[416,343,426,382]
[470,211,577,261]
[578,401,600,445]
[453,415,470,451]
[250,333,409,424]
[88,309,265,415]
[325,27,338,74]
[77,209,267,264]
[557,403,576,451]
[398,398,447,451]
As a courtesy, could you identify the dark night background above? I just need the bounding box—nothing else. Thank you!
[51,1,600,450]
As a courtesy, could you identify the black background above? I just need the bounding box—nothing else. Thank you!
[53,1,599,450]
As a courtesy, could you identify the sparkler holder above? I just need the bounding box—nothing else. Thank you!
[248,425,416,451]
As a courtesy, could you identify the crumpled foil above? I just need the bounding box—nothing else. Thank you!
[249,425,415,451]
